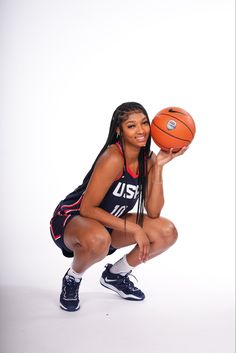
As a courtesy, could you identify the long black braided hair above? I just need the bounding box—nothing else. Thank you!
[76,102,152,227]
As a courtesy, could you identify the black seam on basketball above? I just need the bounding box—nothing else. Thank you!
[152,121,191,142]
[159,113,194,136]
[168,109,185,115]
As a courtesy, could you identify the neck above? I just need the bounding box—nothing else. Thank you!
[122,142,141,163]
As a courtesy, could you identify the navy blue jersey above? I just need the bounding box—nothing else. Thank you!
[50,143,142,257]
[55,143,139,219]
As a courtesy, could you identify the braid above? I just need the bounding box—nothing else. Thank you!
[115,103,151,227]
[76,102,151,228]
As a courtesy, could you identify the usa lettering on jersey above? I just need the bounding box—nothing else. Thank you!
[113,182,139,199]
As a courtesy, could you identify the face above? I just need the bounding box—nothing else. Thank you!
[118,112,150,148]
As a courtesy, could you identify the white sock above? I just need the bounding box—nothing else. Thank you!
[67,267,84,282]
[110,255,134,276]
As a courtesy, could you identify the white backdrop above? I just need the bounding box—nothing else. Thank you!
[1,0,235,352]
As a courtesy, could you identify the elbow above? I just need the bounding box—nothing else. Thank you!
[79,205,86,217]
[147,211,161,219]
[145,206,161,218]
[145,201,164,219]
[80,202,91,218]
[80,198,99,218]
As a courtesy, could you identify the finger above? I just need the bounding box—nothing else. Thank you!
[141,245,147,262]
[138,244,144,262]
[182,146,189,153]
[164,148,173,161]
[179,146,188,154]
[141,243,148,262]
[174,146,188,157]
[145,243,151,261]
[142,242,150,262]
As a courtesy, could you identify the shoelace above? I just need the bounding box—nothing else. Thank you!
[121,272,140,291]
[64,276,80,299]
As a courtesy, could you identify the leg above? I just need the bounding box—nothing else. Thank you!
[64,215,111,273]
[100,214,177,301]
[60,216,111,311]
[110,214,178,267]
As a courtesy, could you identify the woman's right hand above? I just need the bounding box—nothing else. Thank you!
[133,226,150,262]
[156,146,188,167]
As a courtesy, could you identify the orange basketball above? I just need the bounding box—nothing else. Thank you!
[151,107,196,152]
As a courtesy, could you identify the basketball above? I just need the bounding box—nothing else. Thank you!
[150,107,196,152]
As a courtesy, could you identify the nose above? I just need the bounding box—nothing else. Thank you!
[137,124,144,134]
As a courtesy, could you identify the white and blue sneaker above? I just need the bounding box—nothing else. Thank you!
[60,270,82,312]
[100,264,145,301]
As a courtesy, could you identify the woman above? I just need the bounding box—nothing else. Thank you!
[50,102,187,312]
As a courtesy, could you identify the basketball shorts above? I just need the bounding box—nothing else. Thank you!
[50,208,117,258]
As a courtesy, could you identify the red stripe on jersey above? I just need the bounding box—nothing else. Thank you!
[64,208,81,214]
[115,142,139,178]
[126,164,139,178]
[61,194,84,210]
[63,215,71,227]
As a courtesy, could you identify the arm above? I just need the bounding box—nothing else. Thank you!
[80,147,140,235]
[145,147,188,218]
[80,147,150,261]
[145,153,164,218]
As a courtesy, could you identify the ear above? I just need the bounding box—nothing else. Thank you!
[116,127,120,136]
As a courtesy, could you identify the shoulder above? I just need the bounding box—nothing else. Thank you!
[94,144,124,178]
[98,144,124,166]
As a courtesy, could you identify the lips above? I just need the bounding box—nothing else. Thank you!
[136,135,146,142]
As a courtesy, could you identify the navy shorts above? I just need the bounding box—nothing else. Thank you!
[50,208,117,258]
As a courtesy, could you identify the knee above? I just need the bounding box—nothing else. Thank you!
[161,219,178,245]
[84,232,111,257]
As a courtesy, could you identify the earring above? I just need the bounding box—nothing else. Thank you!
[116,133,120,139]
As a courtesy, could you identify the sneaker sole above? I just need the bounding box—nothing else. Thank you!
[100,277,145,301]
[60,303,80,312]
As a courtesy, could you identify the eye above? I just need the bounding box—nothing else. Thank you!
[143,120,149,125]
[127,124,135,128]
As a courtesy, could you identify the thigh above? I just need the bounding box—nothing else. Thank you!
[64,215,111,251]
[110,213,172,249]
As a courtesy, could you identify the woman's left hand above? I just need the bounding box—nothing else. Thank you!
[156,146,188,167]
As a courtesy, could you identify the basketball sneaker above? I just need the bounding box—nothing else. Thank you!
[100,263,145,301]
[60,270,82,311]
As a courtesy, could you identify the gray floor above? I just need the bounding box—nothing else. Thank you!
[0,265,234,353]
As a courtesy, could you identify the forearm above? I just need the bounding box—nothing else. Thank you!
[80,203,138,234]
[145,165,165,218]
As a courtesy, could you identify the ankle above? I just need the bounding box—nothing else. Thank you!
[67,267,84,282]
[110,255,134,276]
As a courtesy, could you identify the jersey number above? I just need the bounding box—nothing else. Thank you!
[111,205,128,217]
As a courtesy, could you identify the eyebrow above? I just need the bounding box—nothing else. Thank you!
[124,117,148,124]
